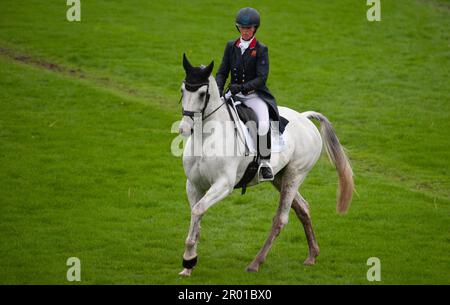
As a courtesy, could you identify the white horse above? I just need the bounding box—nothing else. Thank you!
[178,55,354,276]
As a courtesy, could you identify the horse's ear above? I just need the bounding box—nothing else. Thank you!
[183,53,193,74]
[204,60,214,76]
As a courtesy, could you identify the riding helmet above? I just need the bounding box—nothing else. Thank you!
[235,7,260,32]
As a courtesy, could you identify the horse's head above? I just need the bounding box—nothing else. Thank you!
[179,53,214,136]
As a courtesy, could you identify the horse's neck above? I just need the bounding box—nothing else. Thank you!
[203,76,229,123]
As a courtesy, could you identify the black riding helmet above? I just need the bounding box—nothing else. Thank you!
[235,7,260,33]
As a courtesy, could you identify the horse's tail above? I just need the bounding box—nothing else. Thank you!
[304,111,354,214]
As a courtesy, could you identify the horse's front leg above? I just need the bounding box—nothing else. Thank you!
[179,178,233,276]
[178,179,204,276]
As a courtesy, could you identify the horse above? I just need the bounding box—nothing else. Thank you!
[177,54,354,276]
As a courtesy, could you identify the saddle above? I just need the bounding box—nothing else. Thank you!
[233,96,259,126]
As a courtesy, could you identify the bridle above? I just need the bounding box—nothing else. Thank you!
[179,81,248,154]
[180,80,226,121]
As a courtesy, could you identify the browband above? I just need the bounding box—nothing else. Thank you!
[183,80,209,92]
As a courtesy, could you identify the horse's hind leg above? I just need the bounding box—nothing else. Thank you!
[246,172,303,272]
[292,193,320,265]
[271,176,320,265]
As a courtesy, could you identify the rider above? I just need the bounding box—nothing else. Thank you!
[216,7,285,181]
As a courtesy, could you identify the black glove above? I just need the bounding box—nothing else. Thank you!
[229,84,242,95]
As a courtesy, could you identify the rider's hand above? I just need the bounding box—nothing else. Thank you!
[229,84,242,95]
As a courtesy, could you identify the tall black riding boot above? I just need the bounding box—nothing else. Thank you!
[257,126,273,181]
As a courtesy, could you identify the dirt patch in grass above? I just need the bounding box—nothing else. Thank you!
[0,47,84,76]
[0,46,149,98]
[0,46,175,110]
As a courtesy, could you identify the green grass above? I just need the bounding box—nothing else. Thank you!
[0,0,449,284]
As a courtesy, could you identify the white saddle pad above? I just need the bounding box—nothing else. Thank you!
[238,120,287,154]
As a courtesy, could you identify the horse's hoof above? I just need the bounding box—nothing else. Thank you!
[179,268,192,276]
[245,264,259,272]
[303,257,316,266]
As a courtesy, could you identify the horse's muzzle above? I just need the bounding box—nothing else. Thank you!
[179,119,193,137]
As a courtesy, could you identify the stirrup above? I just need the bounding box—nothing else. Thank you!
[257,160,274,182]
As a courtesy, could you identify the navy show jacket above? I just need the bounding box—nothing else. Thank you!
[216,37,286,134]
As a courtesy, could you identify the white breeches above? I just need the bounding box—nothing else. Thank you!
[225,92,270,135]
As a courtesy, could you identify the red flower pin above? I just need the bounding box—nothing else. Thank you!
[251,50,257,57]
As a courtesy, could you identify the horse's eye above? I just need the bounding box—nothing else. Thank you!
[199,92,206,98]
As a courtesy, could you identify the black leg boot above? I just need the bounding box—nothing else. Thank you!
[257,127,274,181]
